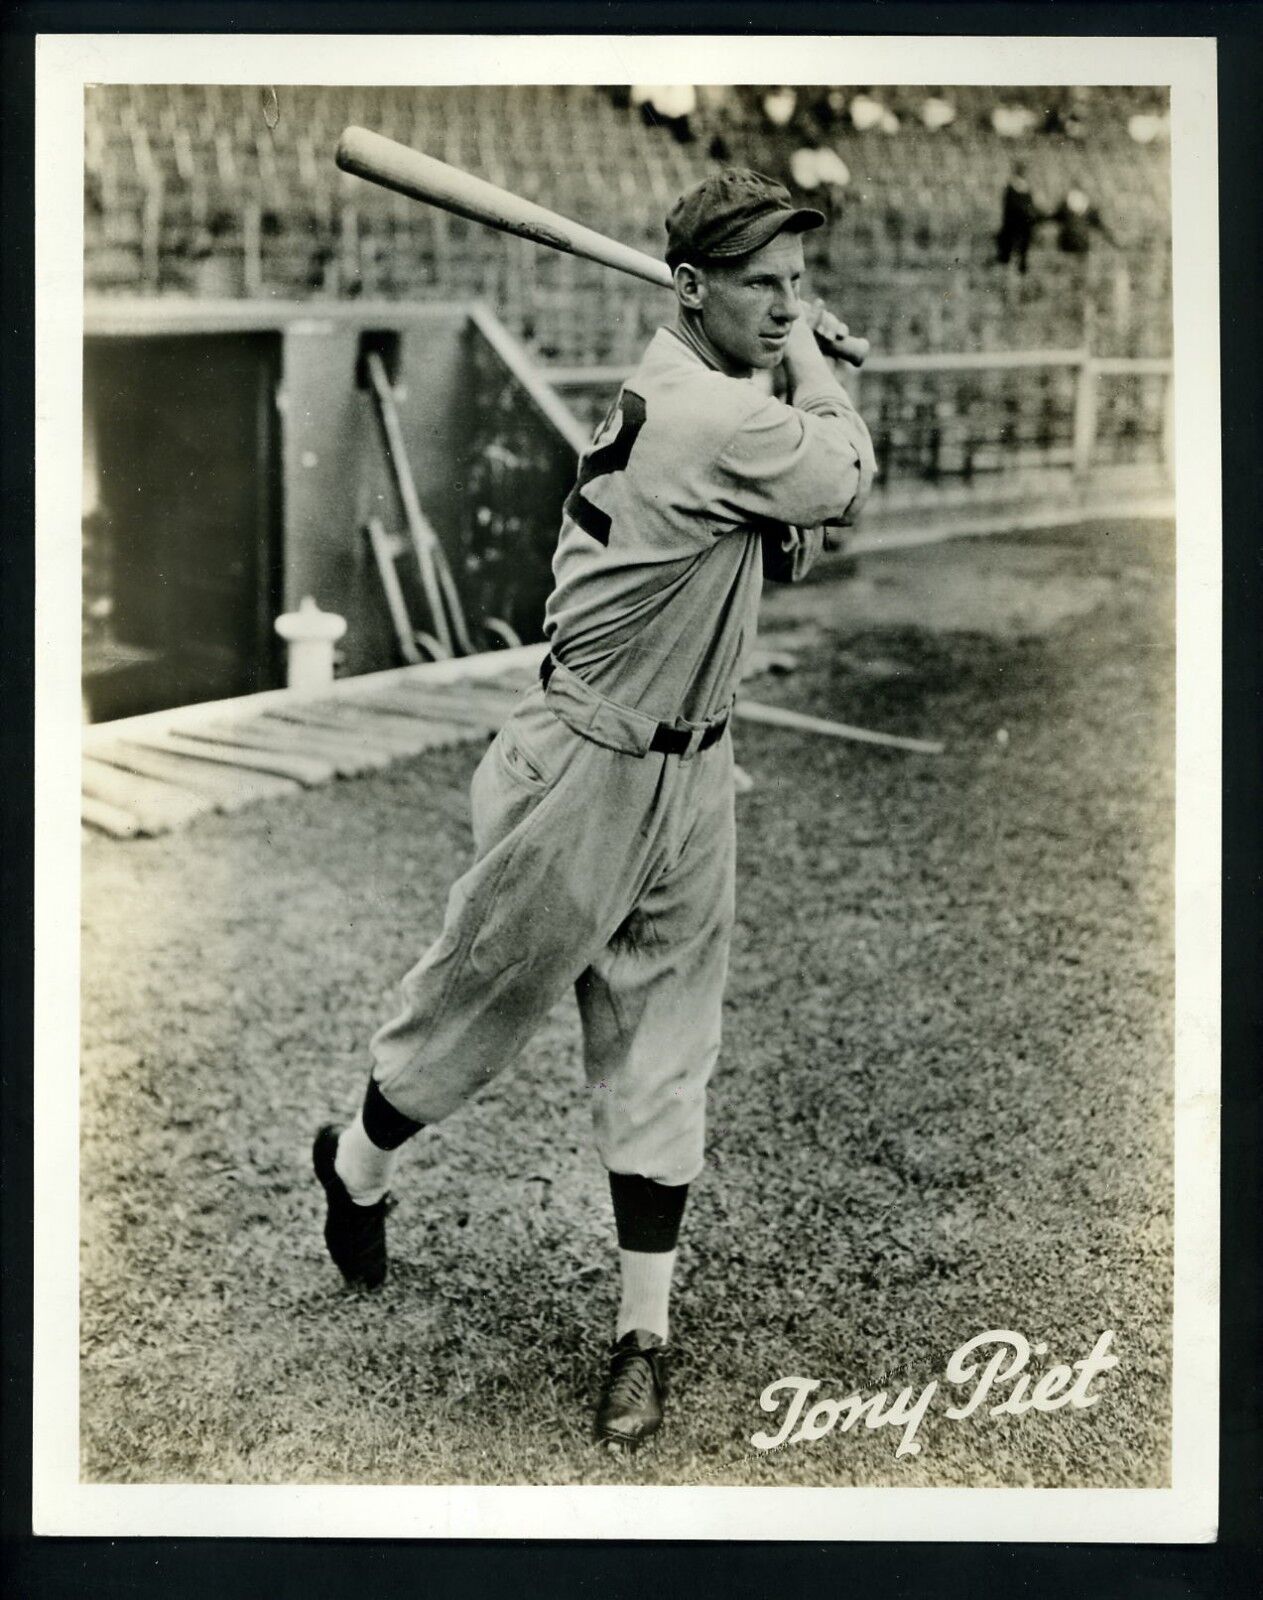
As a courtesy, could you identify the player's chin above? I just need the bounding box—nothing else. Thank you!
[749,341,788,370]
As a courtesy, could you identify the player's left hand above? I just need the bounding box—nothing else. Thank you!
[803,297,851,355]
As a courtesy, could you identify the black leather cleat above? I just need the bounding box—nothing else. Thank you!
[594,1329,670,1449]
[312,1123,390,1289]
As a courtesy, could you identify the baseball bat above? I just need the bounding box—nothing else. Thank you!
[335,125,870,368]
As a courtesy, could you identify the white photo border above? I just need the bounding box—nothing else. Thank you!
[34,30,1221,1542]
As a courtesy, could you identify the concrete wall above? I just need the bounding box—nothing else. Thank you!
[276,306,473,677]
[84,301,477,716]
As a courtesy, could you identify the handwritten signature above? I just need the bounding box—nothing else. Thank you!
[751,1328,1119,1459]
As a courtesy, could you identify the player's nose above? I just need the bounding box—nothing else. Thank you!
[770,282,800,324]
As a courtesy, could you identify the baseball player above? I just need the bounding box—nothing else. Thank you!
[314,168,876,1449]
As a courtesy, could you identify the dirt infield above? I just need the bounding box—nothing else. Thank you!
[79,517,1174,1487]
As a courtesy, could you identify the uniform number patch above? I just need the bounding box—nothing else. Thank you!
[563,389,647,546]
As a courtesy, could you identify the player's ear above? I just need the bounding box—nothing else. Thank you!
[673,261,705,311]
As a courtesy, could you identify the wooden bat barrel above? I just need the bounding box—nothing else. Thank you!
[336,126,870,368]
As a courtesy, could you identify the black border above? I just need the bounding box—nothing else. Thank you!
[4,2,1260,1595]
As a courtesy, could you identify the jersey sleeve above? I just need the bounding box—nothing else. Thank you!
[713,382,877,532]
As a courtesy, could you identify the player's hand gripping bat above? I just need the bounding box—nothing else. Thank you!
[335,125,870,368]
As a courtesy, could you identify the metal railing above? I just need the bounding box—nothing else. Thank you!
[547,347,1174,490]
[460,329,1174,647]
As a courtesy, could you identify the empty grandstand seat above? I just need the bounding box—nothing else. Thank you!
[84,83,1172,368]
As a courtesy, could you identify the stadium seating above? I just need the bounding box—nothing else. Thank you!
[84,84,1171,368]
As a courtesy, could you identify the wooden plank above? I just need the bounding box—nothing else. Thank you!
[367,684,506,731]
[352,700,484,747]
[735,699,946,756]
[184,719,369,778]
[249,714,398,772]
[259,705,424,762]
[352,681,497,721]
[144,729,334,784]
[81,756,211,834]
[139,728,326,787]
[267,707,430,757]
[133,730,326,788]
[282,699,477,755]
[101,740,301,810]
[491,664,544,689]
[347,689,494,738]
[450,673,530,702]
[165,724,339,785]
[448,681,526,718]
[81,793,143,839]
[81,642,547,750]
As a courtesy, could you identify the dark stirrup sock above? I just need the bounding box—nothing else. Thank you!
[608,1171,690,1254]
[361,1076,425,1151]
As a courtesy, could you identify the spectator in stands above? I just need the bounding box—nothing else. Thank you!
[694,86,736,163]
[991,103,1039,139]
[659,85,698,144]
[695,85,731,118]
[995,161,1039,275]
[812,145,851,193]
[919,93,957,131]
[850,91,899,134]
[849,91,881,131]
[788,136,851,228]
[1041,86,1092,140]
[810,87,851,130]
[302,211,337,294]
[1048,183,1117,255]
[1128,110,1168,145]
[632,85,698,143]
[761,86,798,129]
[804,89,836,131]
[1061,88,1091,141]
[784,138,848,267]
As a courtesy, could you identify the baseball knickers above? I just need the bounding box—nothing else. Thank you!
[369,671,737,1186]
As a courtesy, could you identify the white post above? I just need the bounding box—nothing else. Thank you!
[1072,355,1098,477]
[274,597,347,693]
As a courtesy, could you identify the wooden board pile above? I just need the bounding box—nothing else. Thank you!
[82,667,537,840]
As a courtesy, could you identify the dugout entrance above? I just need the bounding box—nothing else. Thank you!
[81,299,583,725]
[84,330,284,723]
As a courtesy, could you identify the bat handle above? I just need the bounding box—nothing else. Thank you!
[820,331,870,369]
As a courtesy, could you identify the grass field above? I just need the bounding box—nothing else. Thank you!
[79,517,1175,1488]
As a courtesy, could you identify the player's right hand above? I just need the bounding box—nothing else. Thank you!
[803,297,851,355]
[783,314,837,378]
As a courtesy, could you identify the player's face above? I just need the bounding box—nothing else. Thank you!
[695,233,806,371]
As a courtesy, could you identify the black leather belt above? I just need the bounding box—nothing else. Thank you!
[540,654,728,756]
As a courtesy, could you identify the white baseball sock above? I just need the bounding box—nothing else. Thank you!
[616,1248,677,1342]
[334,1111,397,1206]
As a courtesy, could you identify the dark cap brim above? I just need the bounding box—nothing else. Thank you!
[705,204,826,260]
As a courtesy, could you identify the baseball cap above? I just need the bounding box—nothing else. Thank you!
[665,168,825,268]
